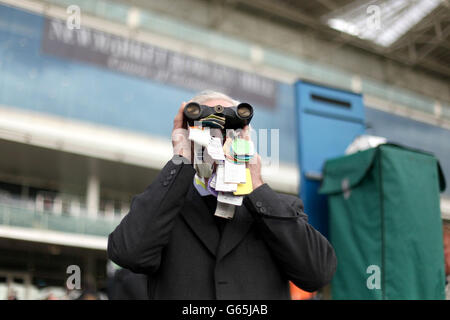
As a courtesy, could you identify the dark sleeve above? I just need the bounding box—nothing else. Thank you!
[107,155,195,274]
[244,183,337,292]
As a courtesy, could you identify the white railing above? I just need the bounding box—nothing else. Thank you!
[0,194,123,237]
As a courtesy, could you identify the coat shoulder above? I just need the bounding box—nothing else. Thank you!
[276,192,304,211]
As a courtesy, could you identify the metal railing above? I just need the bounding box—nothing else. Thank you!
[0,200,123,237]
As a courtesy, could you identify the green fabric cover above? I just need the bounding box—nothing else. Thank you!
[320,144,446,299]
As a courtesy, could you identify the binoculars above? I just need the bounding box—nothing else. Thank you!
[183,102,253,129]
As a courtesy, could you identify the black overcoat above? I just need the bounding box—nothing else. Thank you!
[108,156,337,299]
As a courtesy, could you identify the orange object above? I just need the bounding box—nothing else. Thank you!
[289,281,316,300]
[444,225,450,276]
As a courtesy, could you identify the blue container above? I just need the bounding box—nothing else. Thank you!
[295,80,365,238]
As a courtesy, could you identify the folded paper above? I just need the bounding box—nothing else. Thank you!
[224,159,246,184]
[218,192,244,206]
[214,201,236,219]
[233,168,253,195]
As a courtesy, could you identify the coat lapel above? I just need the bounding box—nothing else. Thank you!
[216,203,254,262]
[181,184,220,257]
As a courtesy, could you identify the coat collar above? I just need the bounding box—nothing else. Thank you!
[181,184,254,259]
[181,184,220,257]
[216,204,254,261]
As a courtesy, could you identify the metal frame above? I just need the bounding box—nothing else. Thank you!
[232,0,450,77]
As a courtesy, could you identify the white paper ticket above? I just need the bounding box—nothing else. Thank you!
[209,174,217,188]
[206,137,225,160]
[188,127,211,146]
[214,201,236,219]
[218,192,244,206]
[224,159,246,184]
[215,164,238,192]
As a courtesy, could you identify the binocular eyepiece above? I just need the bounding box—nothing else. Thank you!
[184,102,253,130]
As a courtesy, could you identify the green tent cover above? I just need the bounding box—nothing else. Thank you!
[320,144,446,299]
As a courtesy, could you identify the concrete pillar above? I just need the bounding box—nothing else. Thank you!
[20,183,29,200]
[24,274,31,300]
[86,162,100,218]
[84,253,96,292]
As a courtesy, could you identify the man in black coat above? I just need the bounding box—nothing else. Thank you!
[108,91,337,299]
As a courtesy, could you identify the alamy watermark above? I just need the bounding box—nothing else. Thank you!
[66,5,81,30]
[66,265,81,290]
[366,265,381,290]
[172,127,280,170]
[366,5,381,31]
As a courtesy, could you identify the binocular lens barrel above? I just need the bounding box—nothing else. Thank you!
[237,103,252,119]
[185,102,201,118]
[183,101,253,129]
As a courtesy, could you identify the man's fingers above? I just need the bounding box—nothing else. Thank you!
[173,102,186,130]
[248,152,260,165]
[239,125,251,140]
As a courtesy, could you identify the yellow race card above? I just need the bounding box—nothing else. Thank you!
[233,168,253,195]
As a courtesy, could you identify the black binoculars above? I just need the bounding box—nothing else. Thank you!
[183,102,253,129]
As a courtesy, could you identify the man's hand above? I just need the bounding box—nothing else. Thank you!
[248,153,264,190]
[240,125,264,190]
[171,102,192,163]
